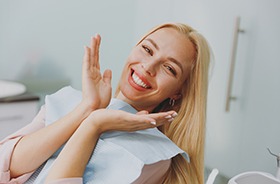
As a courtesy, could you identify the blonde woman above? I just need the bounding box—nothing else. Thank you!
[0,23,211,184]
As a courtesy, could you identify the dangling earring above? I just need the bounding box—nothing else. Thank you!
[169,98,175,106]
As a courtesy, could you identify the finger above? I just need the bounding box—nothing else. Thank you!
[90,36,96,67]
[95,34,101,69]
[128,113,155,127]
[146,117,157,126]
[83,46,90,71]
[145,111,178,125]
[160,111,177,119]
[146,111,170,119]
[103,69,112,85]
[138,116,157,127]
[136,110,149,115]
[161,111,178,124]
[155,111,177,118]
[133,117,156,127]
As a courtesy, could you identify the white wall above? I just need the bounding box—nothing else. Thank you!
[0,0,136,94]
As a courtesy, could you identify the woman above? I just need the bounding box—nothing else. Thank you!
[0,23,211,184]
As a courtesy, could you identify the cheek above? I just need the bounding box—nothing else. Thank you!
[127,48,144,62]
[123,56,136,69]
[119,62,130,83]
[157,76,178,93]
[157,72,184,94]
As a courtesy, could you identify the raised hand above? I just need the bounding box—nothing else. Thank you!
[81,34,112,110]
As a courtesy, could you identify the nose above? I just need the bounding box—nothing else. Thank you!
[141,62,156,77]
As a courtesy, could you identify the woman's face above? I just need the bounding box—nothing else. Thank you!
[117,27,195,112]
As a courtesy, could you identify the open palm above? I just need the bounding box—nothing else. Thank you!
[82,35,112,110]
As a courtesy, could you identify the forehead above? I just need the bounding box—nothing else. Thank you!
[145,28,196,69]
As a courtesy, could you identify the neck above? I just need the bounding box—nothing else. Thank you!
[115,92,155,113]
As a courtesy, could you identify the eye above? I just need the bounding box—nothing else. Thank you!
[164,64,177,76]
[142,45,153,56]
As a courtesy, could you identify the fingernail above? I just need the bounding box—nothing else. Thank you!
[168,118,174,122]
[84,46,89,51]
[172,112,178,117]
[165,115,172,119]
[150,121,156,125]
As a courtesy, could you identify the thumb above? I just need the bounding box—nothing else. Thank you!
[103,69,112,85]
[137,110,149,115]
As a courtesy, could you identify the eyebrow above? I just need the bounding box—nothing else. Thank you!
[168,57,184,74]
[146,38,184,73]
[146,38,159,50]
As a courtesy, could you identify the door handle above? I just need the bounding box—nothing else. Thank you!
[225,16,245,112]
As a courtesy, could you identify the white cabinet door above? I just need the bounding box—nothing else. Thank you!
[193,0,280,178]
[0,101,39,140]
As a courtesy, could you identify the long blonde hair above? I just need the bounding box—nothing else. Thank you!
[116,23,211,184]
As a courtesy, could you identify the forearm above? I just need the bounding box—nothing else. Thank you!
[45,118,100,183]
[44,108,176,182]
[10,103,93,178]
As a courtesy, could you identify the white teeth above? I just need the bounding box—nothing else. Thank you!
[132,73,149,88]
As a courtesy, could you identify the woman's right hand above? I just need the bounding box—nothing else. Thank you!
[83,109,178,135]
[81,35,112,110]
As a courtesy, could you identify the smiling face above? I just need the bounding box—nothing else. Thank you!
[117,27,196,112]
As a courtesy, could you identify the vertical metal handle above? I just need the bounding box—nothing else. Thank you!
[225,16,245,112]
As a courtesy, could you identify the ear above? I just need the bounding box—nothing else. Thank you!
[170,94,182,100]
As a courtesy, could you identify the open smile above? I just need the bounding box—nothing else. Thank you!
[130,69,152,89]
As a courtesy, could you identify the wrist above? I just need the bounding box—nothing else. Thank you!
[75,102,96,120]
[82,110,107,135]
[83,119,103,137]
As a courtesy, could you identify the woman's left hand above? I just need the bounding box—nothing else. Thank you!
[84,109,178,135]
[81,34,112,110]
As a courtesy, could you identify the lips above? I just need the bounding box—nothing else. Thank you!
[130,69,151,89]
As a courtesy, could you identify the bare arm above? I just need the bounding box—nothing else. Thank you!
[44,112,101,182]
[45,109,176,183]
[10,103,92,178]
[10,35,112,178]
